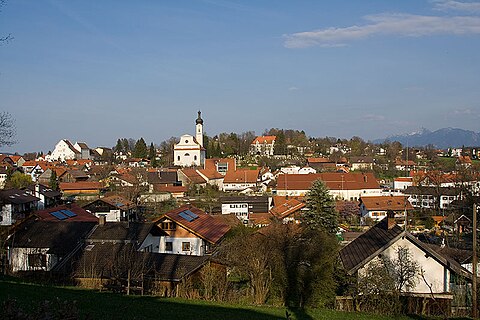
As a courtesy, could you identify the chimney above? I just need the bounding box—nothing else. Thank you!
[386,210,396,229]
[99,215,106,226]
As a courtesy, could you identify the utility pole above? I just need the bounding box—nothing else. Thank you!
[473,203,477,319]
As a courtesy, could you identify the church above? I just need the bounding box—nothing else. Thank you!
[173,111,206,167]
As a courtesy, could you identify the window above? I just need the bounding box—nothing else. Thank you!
[161,221,176,230]
[194,155,197,161]
[177,156,180,161]
[165,242,173,251]
[182,242,191,251]
[28,253,47,268]
[185,153,190,157]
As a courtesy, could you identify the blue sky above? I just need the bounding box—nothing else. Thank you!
[1,0,480,153]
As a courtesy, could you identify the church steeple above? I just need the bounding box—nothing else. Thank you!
[195,110,204,147]
[196,110,203,125]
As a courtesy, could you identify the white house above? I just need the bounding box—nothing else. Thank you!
[173,111,206,167]
[47,139,80,161]
[250,136,276,156]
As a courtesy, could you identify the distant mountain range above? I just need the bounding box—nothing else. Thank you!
[373,128,480,149]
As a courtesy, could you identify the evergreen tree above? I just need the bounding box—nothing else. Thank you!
[148,143,158,167]
[302,179,338,234]
[114,139,123,153]
[133,137,148,158]
[49,169,59,191]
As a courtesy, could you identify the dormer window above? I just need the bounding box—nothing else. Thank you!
[185,140,189,144]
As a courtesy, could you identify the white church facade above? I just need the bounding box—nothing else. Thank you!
[173,111,206,167]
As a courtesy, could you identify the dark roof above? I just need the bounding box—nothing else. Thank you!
[83,195,135,212]
[0,188,40,205]
[147,171,178,184]
[74,242,209,281]
[340,218,404,274]
[7,220,96,255]
[34,204,99,222]
[25,184,61,198]
[404,186,461,196]
[88,222,164,243]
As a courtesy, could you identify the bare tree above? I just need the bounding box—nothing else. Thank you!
[0,111,16,147]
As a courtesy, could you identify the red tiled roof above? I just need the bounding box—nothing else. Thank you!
[223,168,260,184]
[34,204,98,222]
[198,168,224,180]
[180,168,207,184]
[270,198,305,220]
[252,136,276,144]
[307,157,331,164]
[156,205,230,244]
[204,158,236,172]
[277,173,380,191]
[155,185,188,193]
[360,196,413,211]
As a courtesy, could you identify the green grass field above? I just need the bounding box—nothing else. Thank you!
[0,279,422,320]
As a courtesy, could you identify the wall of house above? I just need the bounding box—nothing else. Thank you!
[223,182,257,192]
[94,209,122,222]
[9,247,58,272]
[0,204,12,226]
[159,236,205,256]
[139,234,162,253]
[362,238,449,294]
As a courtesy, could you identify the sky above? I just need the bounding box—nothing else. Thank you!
[1,0,480,153]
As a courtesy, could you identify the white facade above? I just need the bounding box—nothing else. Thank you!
[174,134,205,167]
[222,203,249,222]
[47,140,79,161]
[362,238,451,293]
[10,247,57,272]
[173,112,206,167]
[159,236,205,256]
[277,188,383,201]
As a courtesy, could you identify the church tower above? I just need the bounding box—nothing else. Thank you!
[195,110,204,147]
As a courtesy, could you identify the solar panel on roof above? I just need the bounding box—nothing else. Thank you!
[60,209,77,217]
[184,209,199,220]
[115,202,124,207]
[179,211,194,222]
[50,211,67,220]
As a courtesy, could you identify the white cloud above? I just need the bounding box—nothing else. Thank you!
[453,107,480,116]
[288,86,299,91]
[284,13,480,48]
[432,0,480,13]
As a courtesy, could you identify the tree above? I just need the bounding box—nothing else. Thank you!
[302,179,338,234]
[49,169,59,191]
[132,138,148,158]
[0,111,16,147]
[5,171,32,189]
[148,143,158,167]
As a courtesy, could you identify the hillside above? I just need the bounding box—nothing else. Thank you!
[0,279,416,320]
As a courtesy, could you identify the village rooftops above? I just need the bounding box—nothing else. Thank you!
[34,204,99,222]
[277,172,380,191]
[156,205,231,244]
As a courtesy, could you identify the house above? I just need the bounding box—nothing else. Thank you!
[154,205,230,256]
[269,198,305,224]
[73,142,91,160]
[0,166,9,188]
[250,136,276,157]
[394,159,416,171]
[393,177,413,190]
[60,169,90,183]
[24,184,61,210]
[173,111,206,167]
[456,155,472,168]
[220,195,272,223]
[222,168,261,192]
[306,157,337,172]
[339,215,472,315]
[0,188,39,226]
[59,181,104,197]
[46,139,81,161]
[276,172,382,201]
[359,196,413,221]
[350,157,374,171]
[9,155,26,167]
[404,186,461,210]
[74,234,211,296]
[204,158,236,176]
[83,195,137,222]
[7,218,97,272]
[177,168,207,188]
